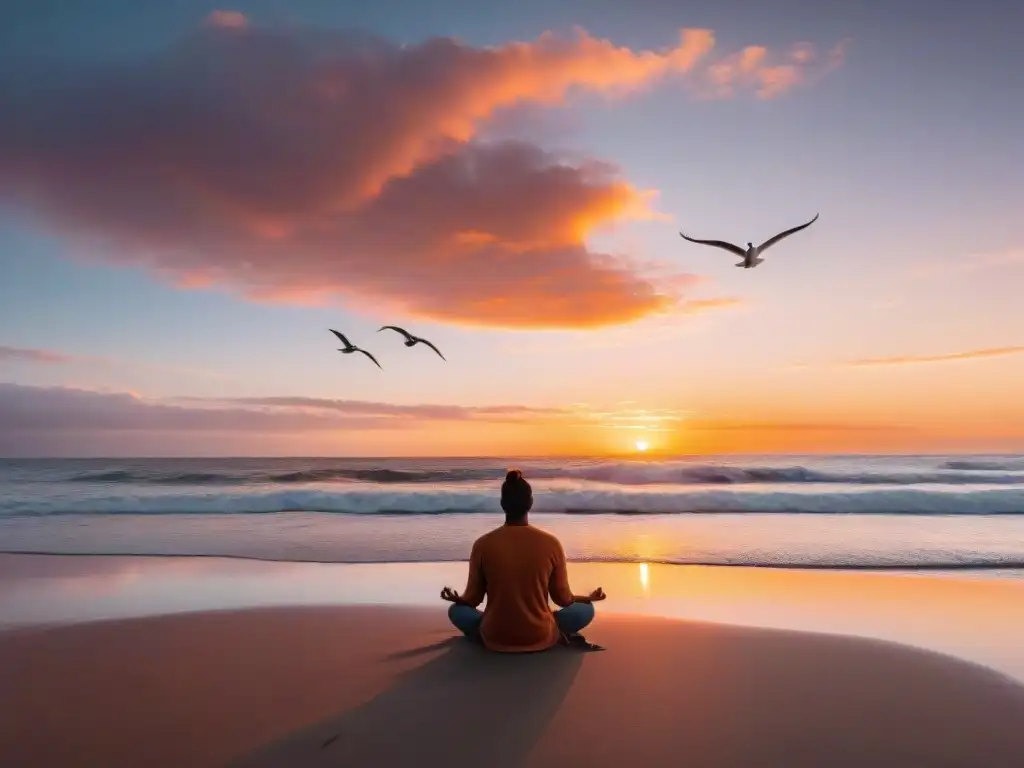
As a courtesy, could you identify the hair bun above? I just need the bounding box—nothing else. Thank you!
[505,469,523,483]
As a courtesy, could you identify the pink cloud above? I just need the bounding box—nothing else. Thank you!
[0,346,78,364]
[0,385,917,456]
[790,43,817,64]
[0,343,227,380]
[847,346,1024,367]
[683,418,908,433]
[204,10,248,29]
[699,40,848,99]
[0,20,845,328]
[0,384,574,435]
[677,297,744,314]
[182,395,566,423]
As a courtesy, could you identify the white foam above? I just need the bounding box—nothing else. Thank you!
[2,486,1023,516]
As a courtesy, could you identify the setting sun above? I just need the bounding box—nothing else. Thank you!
[635,440,650,452]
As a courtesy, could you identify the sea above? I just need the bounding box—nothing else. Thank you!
[2,455,1024,577]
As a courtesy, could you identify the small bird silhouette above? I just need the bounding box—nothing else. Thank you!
[378,326,446,361]
[328,329,381,369]
[680,213,819,268]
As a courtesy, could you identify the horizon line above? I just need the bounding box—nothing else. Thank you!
[2,451,1021,461]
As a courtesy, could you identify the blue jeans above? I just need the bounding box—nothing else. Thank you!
[448,601,595,641]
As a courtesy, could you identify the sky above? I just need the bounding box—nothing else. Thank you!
[1,0,1022,457]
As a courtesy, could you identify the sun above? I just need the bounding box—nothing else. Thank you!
[634,440,650,452]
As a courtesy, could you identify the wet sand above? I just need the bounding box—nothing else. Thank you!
[2,605,1024,767]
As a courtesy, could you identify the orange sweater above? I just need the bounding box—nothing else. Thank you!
[460,523,574,652]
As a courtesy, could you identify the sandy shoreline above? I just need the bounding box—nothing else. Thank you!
[2,605,1024,767]
[6,553,1024,683]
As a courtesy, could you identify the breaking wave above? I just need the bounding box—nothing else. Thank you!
[3,487,1024,517]
[63,462,1024,487]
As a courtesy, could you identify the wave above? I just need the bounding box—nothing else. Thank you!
[2,548,1023,572]
[65,463,1024,487]
[267,468,492,484]
[939,460,1024,472]
[552,465,1024,486]
[67,467,497,485]
[4,487,1024,516]
[70,470,241,484]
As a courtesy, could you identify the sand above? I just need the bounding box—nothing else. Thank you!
[1,606,1024,767]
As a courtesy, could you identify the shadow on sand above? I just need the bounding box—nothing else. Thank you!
[232,639,584,768]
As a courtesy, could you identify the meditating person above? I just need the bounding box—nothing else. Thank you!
[440,469,606,651]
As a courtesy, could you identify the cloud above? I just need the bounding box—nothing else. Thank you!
[183,395,566,423]
[677,297,744,314]
[0,17,845,329]
[559,405,901,434]
[204,10,248,29]
[846,346,1024,367]
[567,405,690,432]
[699,40,848,99]
[0,383,572,433]
[0,384,918,458]
[682,418,908,433]
[0,346,79,364]
[0,343,228,380]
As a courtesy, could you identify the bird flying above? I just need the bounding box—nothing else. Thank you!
[328,329,382,369]
[680,213,819,268]
[378,326,446,361]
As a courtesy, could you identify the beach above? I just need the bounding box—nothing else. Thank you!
[3,555,1024,767]
[3,603,1024,767]
[3,455,1024,765]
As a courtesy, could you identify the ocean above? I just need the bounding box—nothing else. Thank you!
[2,455,1023,574]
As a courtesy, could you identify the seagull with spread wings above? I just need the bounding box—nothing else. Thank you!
[680,213,819,268]
[378,326,446,361]
[328,329,382,369]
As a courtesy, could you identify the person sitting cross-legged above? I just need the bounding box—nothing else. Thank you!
[441,469,606,652]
